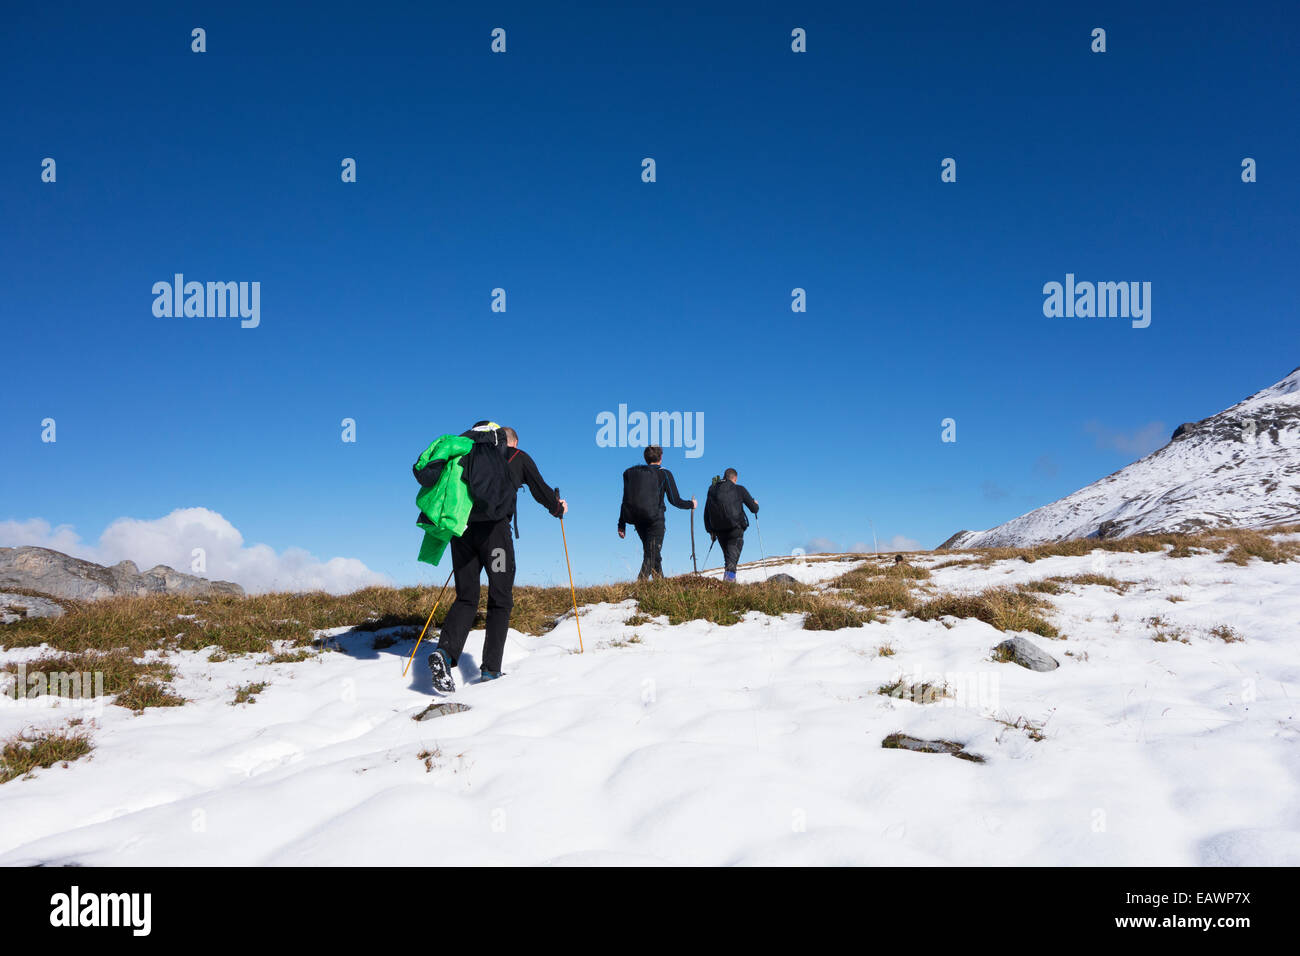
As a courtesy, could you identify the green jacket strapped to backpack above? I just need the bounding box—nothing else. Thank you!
[413,434,475,566]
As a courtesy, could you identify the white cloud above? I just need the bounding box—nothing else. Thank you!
[881,534,923,552]
[804,536,839,554]
[0,508,388,595]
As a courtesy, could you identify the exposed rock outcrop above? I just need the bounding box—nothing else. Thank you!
[0,547,244,603]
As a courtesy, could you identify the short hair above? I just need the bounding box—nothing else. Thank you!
[503,427,518,444]
[724,468,738,481]
[644,446,663,464]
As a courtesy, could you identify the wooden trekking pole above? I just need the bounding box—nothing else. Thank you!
[690,507,698,574]
[557,487,583,653]
[404,568,454,676]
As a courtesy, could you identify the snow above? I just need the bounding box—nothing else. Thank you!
[1,545,1298,866]
[948,367,1300,547]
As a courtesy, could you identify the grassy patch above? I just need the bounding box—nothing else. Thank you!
[1018,579,1064,595]
[1146,615,1189,644]
[268,648,317,664]
[877,678,952,704]
[1216,530,1300,566]
[1,650,171,700]
[912,587,1058,638]
[830,566,919,611]
[232,681,267,704]
[1209,624,1244,644]
[116,680,186,711]
[802,599,873,631]
[1,726,93,784]
[1048,573,1131,592]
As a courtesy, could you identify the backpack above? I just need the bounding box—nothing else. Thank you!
[705,475,743,533]
[460,426,517,523]
[622,465,663,525]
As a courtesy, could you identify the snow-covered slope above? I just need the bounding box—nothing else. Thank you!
[2,547,1298,866]
[943,367,1300,549]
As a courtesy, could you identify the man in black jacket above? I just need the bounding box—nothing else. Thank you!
[703,468,759,582]
[418,422,566,693]
[618,445,696,580]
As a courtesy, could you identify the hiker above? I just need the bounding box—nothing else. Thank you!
[617,445,696,580]
[703,468,759,582]
[417,421,566,692]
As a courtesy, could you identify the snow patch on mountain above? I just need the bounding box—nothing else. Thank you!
[943,367,1300,549]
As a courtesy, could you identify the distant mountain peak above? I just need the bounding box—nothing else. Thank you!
[941,366,1300,549]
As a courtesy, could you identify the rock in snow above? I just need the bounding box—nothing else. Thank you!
[0,546,244,602]
[941,366,1300,548]
[994,636,1060,671]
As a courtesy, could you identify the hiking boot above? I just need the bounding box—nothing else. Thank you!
[723,571,737,582]
[427,648,456,694]
[477,668,505,683]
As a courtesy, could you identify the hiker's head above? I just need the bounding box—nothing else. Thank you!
[503,427,518,447]
[644,446,663,465]
[724,468,738,482]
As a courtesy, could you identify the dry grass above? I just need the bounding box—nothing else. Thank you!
[1,650,173,704]
[912,587,1059,638]
[1049,573,1131,592]
[0,586,450,657]
[877,678,952,704]
[1018,579,1065,596]
[1,726,93,784]
[116,680,186,711]
[943,527,1300,568]
[232,681,267,704]
[802,599,873,631]
[829,564,924,612]
[1214,529,1300,566]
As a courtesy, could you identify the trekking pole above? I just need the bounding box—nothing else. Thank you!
[557,487,583,653]
[690,508,698,574]
[403,568,454,676]
[702,535,715,573]
[755,515,770,581]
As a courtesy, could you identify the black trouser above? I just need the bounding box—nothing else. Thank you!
[436,517,515,673]
[718,529,744,574]
[634,519,665,580]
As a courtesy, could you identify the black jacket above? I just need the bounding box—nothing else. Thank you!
[413,428,563,528]
[506,447,565,518]
[703,479,758,536]
[618,464,691,531]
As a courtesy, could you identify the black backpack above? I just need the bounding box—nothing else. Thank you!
[461,428,516,523]
[621,466,663,524]
[706,476,743,532]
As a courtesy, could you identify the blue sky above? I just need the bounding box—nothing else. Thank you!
[2,1,1297,588]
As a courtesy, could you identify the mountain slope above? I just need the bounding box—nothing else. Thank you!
[942,367,1300,549]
